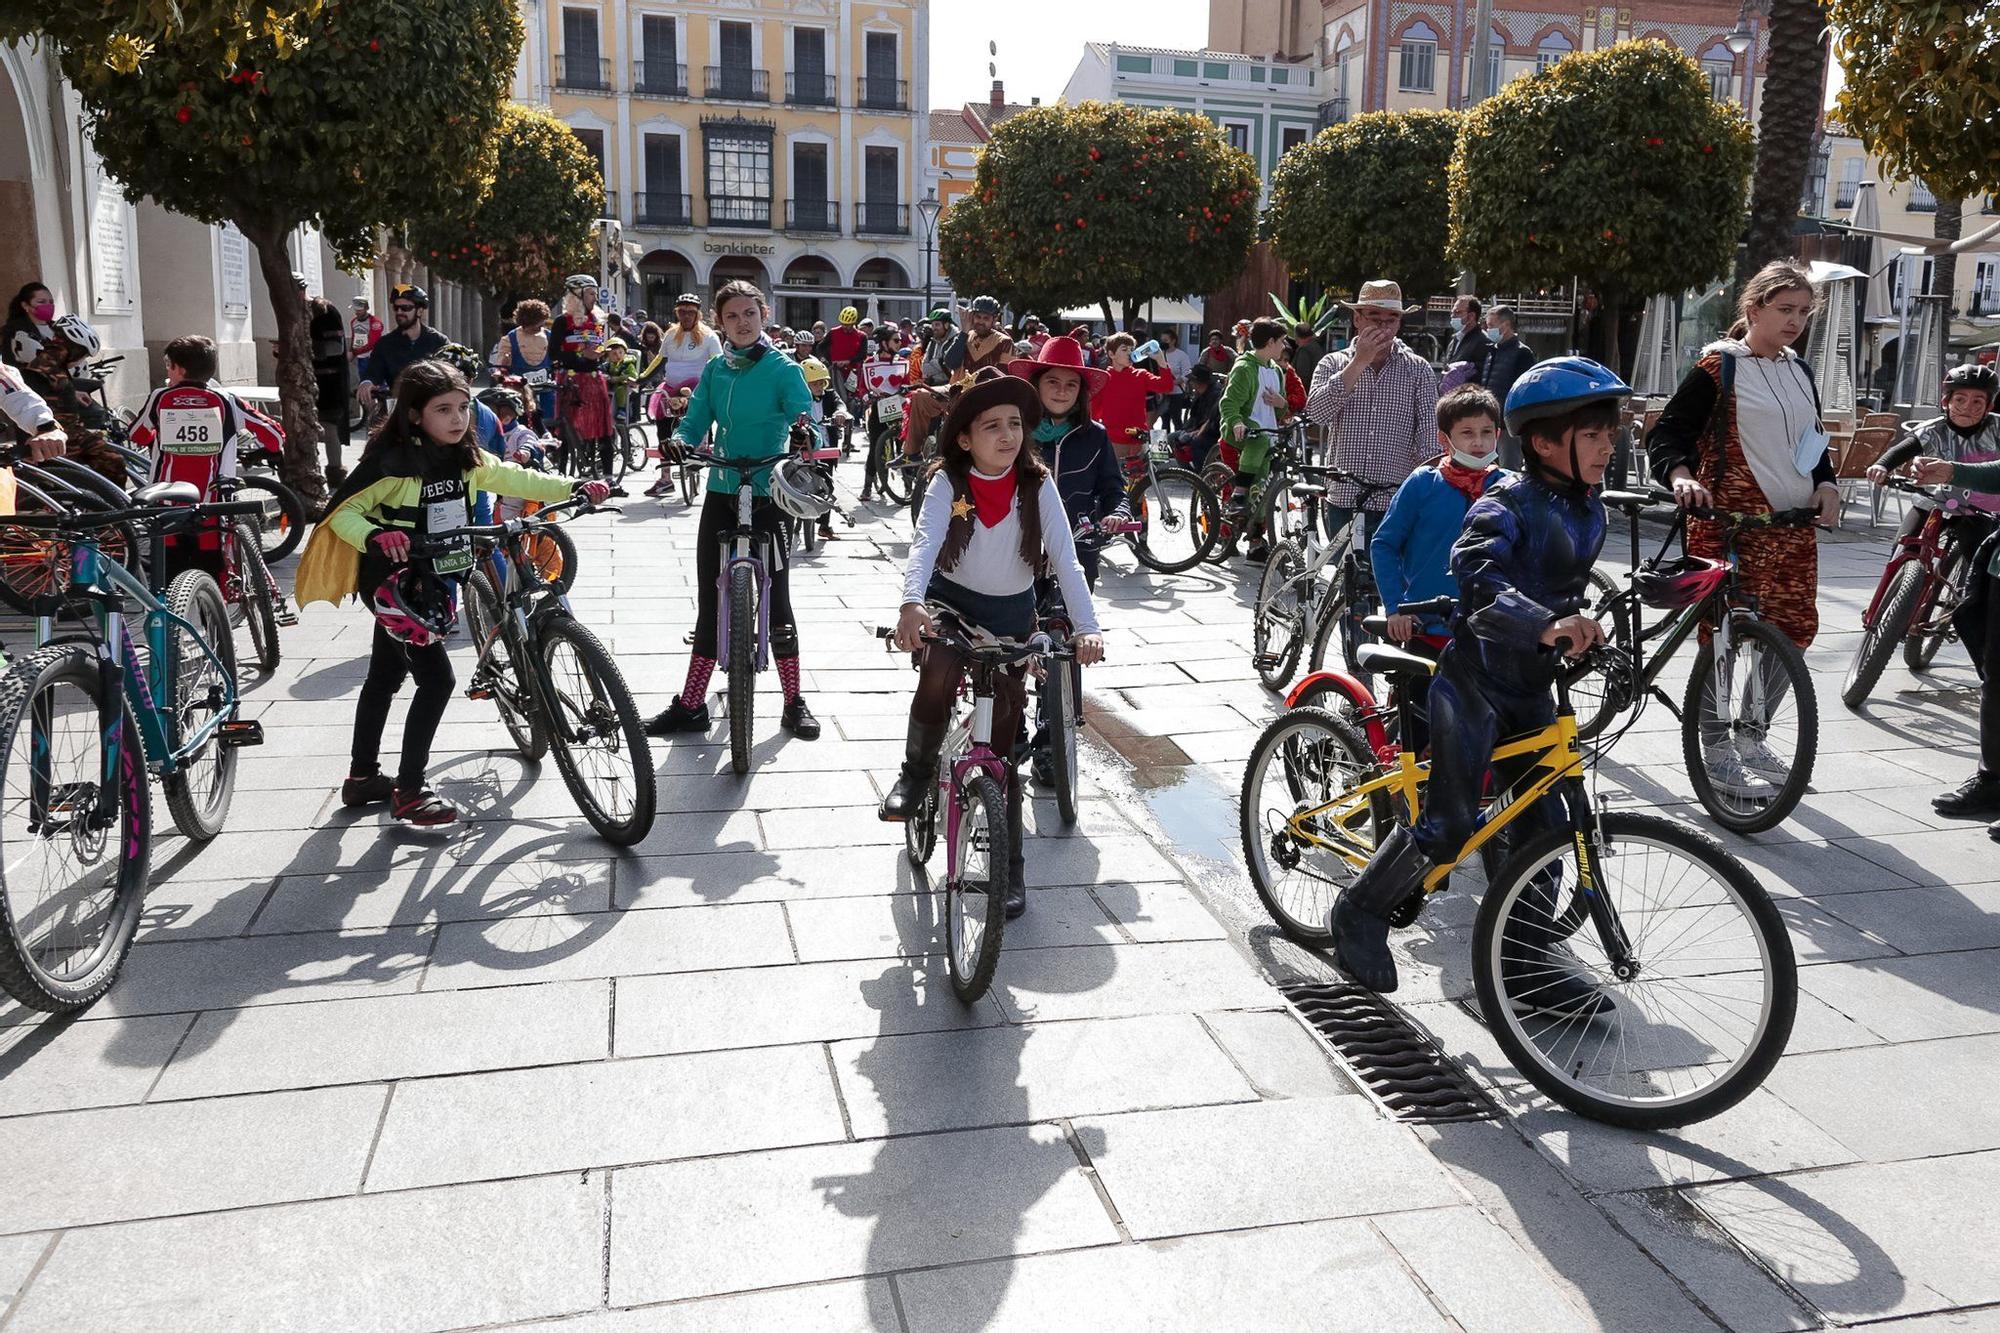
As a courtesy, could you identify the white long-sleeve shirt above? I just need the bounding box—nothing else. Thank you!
[0,363,55,435]
[903,469,1101,635]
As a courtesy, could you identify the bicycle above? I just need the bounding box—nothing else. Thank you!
[684,448,792,775]
[1840,476,1987,707]
[1117,427,1221,573]
[784,422,847,556]
[866,384,917,507]
[1033,517,1141,824]
[1562,491,1820,833]
[877,606,1049,1002]
[1251,467,1401,691]
[452,497,655,845]
[1239,623,1796,1129]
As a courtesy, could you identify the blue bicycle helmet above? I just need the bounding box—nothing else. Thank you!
[1503,356,1632,437]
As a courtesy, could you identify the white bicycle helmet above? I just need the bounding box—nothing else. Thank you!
[770,456,834,521]
[52,314,101,358]
[564,274,599,295]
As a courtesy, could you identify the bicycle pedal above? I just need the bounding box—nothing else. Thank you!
[466,685,494,701]
[217,718,264,748]
[1251,653,1283,670]
[276,603,299,627]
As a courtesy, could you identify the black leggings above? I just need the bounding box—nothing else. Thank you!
[692,488,797,659]
[351,622,456,790]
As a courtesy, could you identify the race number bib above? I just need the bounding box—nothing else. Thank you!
[420,475,473,576]
[159,406,225,456]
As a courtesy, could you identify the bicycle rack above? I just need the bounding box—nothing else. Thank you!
[1279,980,1499,1124]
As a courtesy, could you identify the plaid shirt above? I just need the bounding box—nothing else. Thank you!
[1306,339,1441,512]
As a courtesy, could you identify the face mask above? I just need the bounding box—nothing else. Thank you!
[1448,316,1464,334]
[1484,327,1502,344]
[1451,447,1498,469]
[29,301,54,322]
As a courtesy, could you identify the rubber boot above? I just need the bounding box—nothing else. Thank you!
[1328,825,1433,993]
[1498,869,1611,1019]
[879,719,947,822]
[1004,771,1027,919]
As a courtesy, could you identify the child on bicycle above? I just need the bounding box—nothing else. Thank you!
[1330,358,1627,1009]
[880,369,1105,919]
[295,360,605,826]
[128,335,261,583]
[1369,384,1506,753]
[1219,319,1294,563]
[1091,333,1175,469]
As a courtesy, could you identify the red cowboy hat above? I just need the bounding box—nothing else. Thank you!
[1007,335,1109,393]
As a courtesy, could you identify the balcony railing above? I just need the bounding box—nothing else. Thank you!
[1316,96,1350,128]
[1835,185,1858,210]
[555,54,611,91]
[855,201,909,235]
[786,198,841,233]
[632,60,687,97]
[857,76,909,111]
[707,194,772,229]
[635,192,693,227]
[786,72,836,106]
[704,65,769,101]
[1909,194,1938,213]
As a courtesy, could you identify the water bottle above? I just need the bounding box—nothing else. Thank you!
[1135,339,1163,362]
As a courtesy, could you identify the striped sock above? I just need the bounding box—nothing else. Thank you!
[776,656,802,703]
[680,655,716,708]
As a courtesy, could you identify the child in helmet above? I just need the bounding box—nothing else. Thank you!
[295,360,606,826]
[1329,358,1625,1008]
[602,337,639,423]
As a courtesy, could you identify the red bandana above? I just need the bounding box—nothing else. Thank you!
[966,468,1015,528]
[1437,458,1491,503]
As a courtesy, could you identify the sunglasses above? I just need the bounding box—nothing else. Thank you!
[392,304,417,313]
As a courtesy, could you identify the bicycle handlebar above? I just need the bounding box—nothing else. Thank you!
[0,497,266,531]
[683,450,791,475]
[874,605,1052,665]
[1681,505,1820,530]
[401,495,611,554]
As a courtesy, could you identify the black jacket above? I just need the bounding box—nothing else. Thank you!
[1444,326,1492,382]
[1035,418,1129,528]
[1481,336,1536,418]
[365,325,448,392]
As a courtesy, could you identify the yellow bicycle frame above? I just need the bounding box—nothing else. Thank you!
[1281,709,1586,894]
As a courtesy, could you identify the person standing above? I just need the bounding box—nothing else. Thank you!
[549,275,621,491]
[1290,322,1327,390]
[1158,330,1194,430]
[358,284,448,414]
[349,296,383,384]
[1091,332,1174,466]
[1443,295,1491,384]
[489,299,557,427]
[307,280,353,480]
[1201,329,1235,375]
[1480,305,1537,469]
[1305,279,1442,539]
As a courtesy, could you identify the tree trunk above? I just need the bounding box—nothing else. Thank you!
[240,217,330,512]
[1931,190,1963,315]
[1121,298,1142,330]
[1098,297,1116,329]
[1741,0,1830,276]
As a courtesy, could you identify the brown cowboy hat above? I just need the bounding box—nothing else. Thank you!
[937,367,1042,453]
[1339,279,1421,315]
[1007,335,1109,393]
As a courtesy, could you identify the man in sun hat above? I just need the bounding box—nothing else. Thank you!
[1306,278,1441,537]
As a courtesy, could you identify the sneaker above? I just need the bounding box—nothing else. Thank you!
[645,697,711,736]
[1244,543,1270,564]
[645,477,672,498]
[390,786,459,826]
[1937,773,2000,819]
[1703,750,1764,800]
[340,771,393,807]
[782,696,822,740]
[1736,736,1791,781]
[607,484,629,498]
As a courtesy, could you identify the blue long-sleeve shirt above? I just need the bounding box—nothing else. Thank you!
[1370,464,1500,636]
[1448,472,1606,692]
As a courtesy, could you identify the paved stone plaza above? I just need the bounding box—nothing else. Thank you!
[0,470,1995,1331]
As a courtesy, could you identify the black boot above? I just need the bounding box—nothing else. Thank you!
[1499,870,1610,1019]
[1328,826,1433,993]
[880,720,947,822]
[1004,771,1027,919]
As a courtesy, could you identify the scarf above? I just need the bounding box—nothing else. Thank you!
[722,337,770,372]
[1437,457,1491,504]
[967,466,1015,528]
[1033,416,1074,444]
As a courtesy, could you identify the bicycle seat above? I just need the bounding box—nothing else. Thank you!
[132,480,200,507]
[1600,489,1663,513]
[1356,643,1437,678]
[1291,484,1327,499]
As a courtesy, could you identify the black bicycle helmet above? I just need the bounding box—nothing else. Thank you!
[1943,362,1998,402]
[389,283,430,309]
[477,386,522,416]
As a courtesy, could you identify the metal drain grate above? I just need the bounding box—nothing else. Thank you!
[1280,981,1500,1124]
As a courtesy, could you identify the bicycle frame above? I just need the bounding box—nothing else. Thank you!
[1858,504,1975,633]
[940,688,1010,876]
[716,476,776,674]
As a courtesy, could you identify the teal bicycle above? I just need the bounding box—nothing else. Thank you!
[0,478,265,1011]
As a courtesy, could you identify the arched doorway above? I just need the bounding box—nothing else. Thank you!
[854,257,914,326]
[778,255,839,332]
[0,54,49,306]
[639,248,697,318]
[708,256,770,307]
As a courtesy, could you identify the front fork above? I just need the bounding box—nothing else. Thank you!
[1564,779,1639,978]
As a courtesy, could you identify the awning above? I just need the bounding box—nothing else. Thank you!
[1056,297,1206,326]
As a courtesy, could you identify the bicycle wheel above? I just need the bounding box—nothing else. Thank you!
[1252,538,1311,691]
[1042,653,1080,825]
[1905,531,1967,672]
[680,460,701,507]
[1199,461,1237,563]
[1305,561,1372,680]
[161,570,238,841]
[1239,706,1389,945]
[1561,569,1633,740]
[538,617,656,845]
[1840,561,1922,709]
[233,473,305,563]
[0,644,151,1012]
[945,770,1008,1002]
[727,561,757,776]
[602,433,629,489]
[1684,616,1817,833]
[465,567,548,760]
[233,526,282,673]
[1472,811,1796,1129]
[877,429,914,506]
[620,422,648,476]
[522,522,579,596]
[1130,465,1219,573]
[1262,474,1307,547]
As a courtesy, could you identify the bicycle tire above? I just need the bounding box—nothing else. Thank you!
[1043,653,1080,825]
[465,567,548,760]
[161,570,238,841]
[877,429,914,506]
[728,561,756,776]
[538,616,657,845]
[233,473,305,563]
[1252,538,1310,691]
[0,644,151,1012]
[1563,568,1633,740]
[522,521,579,596]
[1904,531,1966,672]
[1199,461,1237,563]
[1684,616,1817,833]
[1841,561,1923,709]
[234,526,282,673]
[1472,811,1795,1129]
[680,460,701,507]
[1239,706,1388,946]
[1130,465,1220,573]
[620,422,648,475]
[603,433,629,489]
[1305,561,1372,681]
[1262,473,1305,548]
[945,770,1008,1002]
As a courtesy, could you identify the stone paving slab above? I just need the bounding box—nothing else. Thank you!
[1763,1032,2000,1162]
[246,857,615,935]
[422,900,795,990]
[0,1012,190,1117]
[500,1280,901,1332]
[1375,1204,1601,1333]
[95,925,435,1017]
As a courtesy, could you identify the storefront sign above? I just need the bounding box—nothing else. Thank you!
[702,240,776,256]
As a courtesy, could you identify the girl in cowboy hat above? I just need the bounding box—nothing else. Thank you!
[1008,336,1129,589]
[880,368,1105,920]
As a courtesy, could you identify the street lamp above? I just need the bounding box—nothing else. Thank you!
[1724,0,1757,54]
[917,187,942,315]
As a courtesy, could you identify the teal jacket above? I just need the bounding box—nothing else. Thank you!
[672,341,814,497]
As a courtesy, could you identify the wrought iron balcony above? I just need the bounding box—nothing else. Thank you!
[704,65,770,102]
[632,60,687,98]
[635,192,692,227]
[555,54,611,91]
[786,198,841,233]
[857,76,909,111]
[786,72,836,106]
[1316,96,1350,129]
[855,201,909,235]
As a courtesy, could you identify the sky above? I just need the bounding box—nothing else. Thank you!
[929,0,1210,111]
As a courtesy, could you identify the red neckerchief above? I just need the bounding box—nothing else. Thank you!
[1437,457,1492,504]
[966,468,1014,528]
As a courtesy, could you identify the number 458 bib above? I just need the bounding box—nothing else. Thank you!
[153,385,229,457]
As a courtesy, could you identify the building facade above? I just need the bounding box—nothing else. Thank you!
[519,0,931,330]
[925,80,1042,221]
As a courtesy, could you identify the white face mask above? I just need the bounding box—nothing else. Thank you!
[1451,447,1498,469]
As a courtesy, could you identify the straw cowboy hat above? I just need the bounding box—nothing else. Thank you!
[1340,279,1421,315]
[937,367,1042,450]
[1007,335,1110,393]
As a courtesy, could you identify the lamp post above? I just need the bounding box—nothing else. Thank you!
[917,187,942,316]
[1723,0,1756,54]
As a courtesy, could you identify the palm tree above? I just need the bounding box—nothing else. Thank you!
[1741,0,1832,275]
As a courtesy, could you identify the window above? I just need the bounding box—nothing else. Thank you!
[1281,125,1309,154]
[1173,58,1197,77]
[1250,66,1266,81]
[1334,40,1354,99]
[559,7,603,88]
[718,21,752,68]
[1973,259,1998,315]
[861,31,903,108]
[1700,45,1734,101]
[1836,157,1863,210]
[1398,23,1438,91]
[572,127,604,179]
[1910,179,1938,212]
[1222,121,1250,152]
[790,141,832,230]
[865,31,898,80]
[641,134,684,224]
[1536,31,1572,75]
[704,120,772,226]
[1204,61,1232,80]
[1116,53,1152,74]
[1890,255,1936,311]
[1270,66,1289,85]
[860,145,903,233]
[640,16,676,77]
[791,27,831,103]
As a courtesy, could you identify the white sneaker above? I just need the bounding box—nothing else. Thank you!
[1704,750,1763,800]
[1736,736,1790,781]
